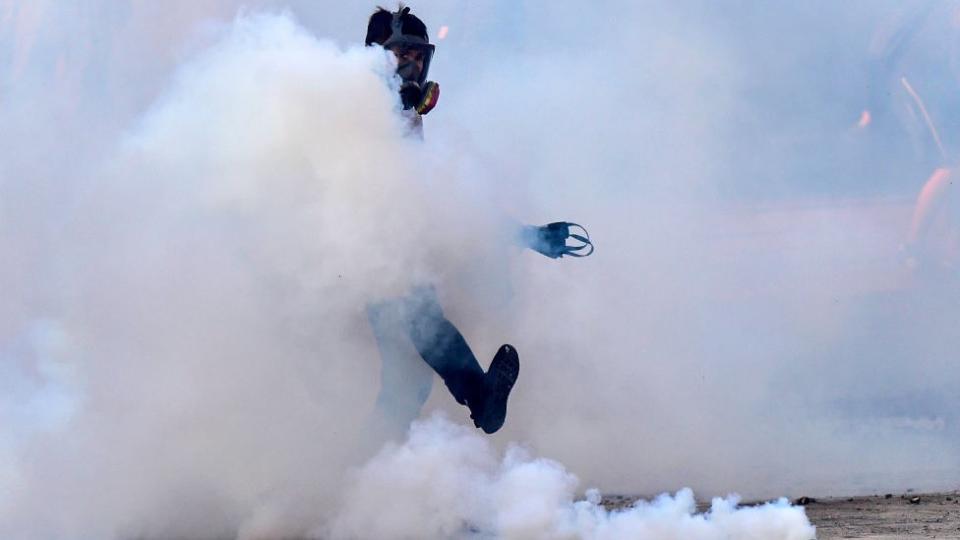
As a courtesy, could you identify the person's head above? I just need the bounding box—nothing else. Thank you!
[365,5,433,86]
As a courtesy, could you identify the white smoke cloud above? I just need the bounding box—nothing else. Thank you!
[328,414,815,540]
[0,11,503,538]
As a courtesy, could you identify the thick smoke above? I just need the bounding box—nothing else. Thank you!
[2,0,960,538]
[0,12,502,538]
[327,414,814,540]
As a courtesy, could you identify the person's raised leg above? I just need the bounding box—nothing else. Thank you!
[404,286,519,434]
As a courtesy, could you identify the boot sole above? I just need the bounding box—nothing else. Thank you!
[476,344,519,434]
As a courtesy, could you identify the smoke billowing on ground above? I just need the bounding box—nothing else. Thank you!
[2,1,960,538]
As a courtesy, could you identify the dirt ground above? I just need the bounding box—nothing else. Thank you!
[803,491,960,540]
[600,490,960,539]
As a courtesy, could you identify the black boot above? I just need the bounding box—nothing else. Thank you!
[402,288,520,434]
[468,344,520,434]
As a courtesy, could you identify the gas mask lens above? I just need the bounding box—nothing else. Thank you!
[388,43,434,86]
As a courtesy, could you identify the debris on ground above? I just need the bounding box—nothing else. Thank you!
[806,491,960,539]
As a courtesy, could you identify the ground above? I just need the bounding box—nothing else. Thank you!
[601,491,960,539]
[805,491,960,540]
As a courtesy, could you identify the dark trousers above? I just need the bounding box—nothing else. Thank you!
[368,286,485,430]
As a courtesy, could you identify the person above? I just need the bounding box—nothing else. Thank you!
[363,5,593,436]
[364,5,438,138]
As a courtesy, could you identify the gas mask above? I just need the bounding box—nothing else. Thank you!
[520,222,594,259]
[382,8,440,115]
